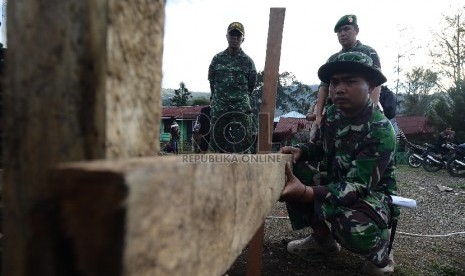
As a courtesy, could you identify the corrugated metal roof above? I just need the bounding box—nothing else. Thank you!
[396,116,433,135]
[274,117,311,134]
[162,105,208,120]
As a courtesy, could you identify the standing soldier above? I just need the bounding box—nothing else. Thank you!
[208,22,258,153]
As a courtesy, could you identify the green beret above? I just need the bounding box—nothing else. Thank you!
[334,14,358,32]
[227,22,245,35]
[317,52,386,86]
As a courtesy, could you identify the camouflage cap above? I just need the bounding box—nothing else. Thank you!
[317,52,387,86]
[227,22,245,35]
[334,14,358,32]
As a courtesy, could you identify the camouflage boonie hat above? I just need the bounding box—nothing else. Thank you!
[334,14,358,32]
[317,52,387,86]
[227,22,245,35]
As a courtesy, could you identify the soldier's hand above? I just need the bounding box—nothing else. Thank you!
[315,115,323,127]
[306,113,316,121]
[279,163,306,202]
[279,146,303,163]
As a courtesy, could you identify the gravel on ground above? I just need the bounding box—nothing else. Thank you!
[226,165,465,276]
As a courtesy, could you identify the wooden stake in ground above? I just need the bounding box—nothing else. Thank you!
[247,7,286,276]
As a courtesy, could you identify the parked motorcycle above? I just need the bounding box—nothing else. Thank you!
[421,142,455,172]
[446,144,465,177]
[406,142,427,168]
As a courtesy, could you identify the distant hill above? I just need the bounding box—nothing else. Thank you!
[162,84,319,112]
[162,88,210,106]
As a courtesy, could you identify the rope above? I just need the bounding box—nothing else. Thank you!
[265,216,465,238]
[396,231,465,237]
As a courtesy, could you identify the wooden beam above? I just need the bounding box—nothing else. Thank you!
[48,154,288,275]
[3,1,164,274]
[248,8,286,276]
[257,7,286,154]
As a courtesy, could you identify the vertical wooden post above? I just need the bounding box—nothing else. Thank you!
[247,7,285,276]
[3,0,164,275]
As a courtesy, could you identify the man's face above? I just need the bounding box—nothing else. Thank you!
[227,30,244,50]
[336,25,358,49]
[329,73,373,117]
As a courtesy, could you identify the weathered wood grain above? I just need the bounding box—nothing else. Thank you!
[50,154,288,275]
[3,1,164,274]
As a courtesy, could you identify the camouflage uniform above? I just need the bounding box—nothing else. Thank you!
[287,100,399,268]
[327,40,381,69]
[319,41,381,95]
[208,49,257,153]
[312,40,382,142]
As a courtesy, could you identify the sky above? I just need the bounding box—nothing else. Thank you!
[0,0,6,44]
[162,0,463,93]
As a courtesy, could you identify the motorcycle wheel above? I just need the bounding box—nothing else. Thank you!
[421,151,443,172]
[446,155,465,177]
[407,153,422,168]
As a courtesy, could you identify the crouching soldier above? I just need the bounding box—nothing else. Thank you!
[279,52,399,275]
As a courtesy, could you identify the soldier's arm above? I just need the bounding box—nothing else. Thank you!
[248,58,257,93]
[208,56,216,94]
[314,84,329,127]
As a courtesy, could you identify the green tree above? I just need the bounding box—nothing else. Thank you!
[428,80,465,142]
[400,67,439,115]
[429,6,465,91]
[170,82,192,106]
[426,7,465,141]
[251,71,316,116]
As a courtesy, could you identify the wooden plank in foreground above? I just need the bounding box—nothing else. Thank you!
[3,1,163,274]
[50,154,288,275]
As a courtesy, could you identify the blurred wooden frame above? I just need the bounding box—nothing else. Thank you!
[3,2,286,276]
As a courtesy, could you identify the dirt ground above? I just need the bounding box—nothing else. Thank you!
[225,165,465,276]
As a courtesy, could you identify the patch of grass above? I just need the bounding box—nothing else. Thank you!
[453,183,465,190]
[427,262,463,276]
[397,181,413,190]
[430,243,443,254]
[395,265,421,276]
[395,165,415,173]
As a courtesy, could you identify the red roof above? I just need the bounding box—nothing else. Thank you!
[274,118,311,134]
[396,116,434,135]
[162,105,208,120]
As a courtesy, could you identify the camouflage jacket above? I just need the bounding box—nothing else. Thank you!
[297,100,398,227]
[320,40,381,87]
[208,49,257,111]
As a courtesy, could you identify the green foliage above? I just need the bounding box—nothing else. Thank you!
[427,80,465,142]
[429,7,465,90]
[170,82,192,106]
[251,71,317,116]
[192,97,210,106]
[400,67,439,115]
[404,8,465,143]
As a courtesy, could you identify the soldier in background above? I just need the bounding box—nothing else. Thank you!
[169,117,180,155]
[310,14,382,141]
[192,105,211,153]
[208,22,257,153]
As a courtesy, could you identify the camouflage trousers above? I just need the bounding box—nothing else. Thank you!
[286,161,391,268]
[209,111,256,153]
